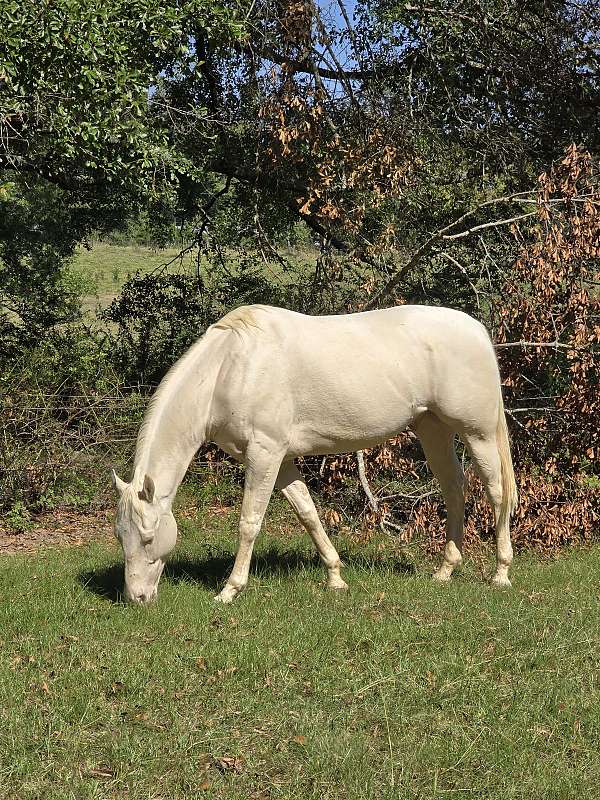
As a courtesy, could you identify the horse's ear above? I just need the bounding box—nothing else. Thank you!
[138,474,155,503]
[111,469,128,495]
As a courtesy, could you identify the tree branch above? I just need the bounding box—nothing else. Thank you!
[251,45,368,81]
[441,211,537,241]
[356,450,379,514]
[365,192,538,309]
[495,340,591,351]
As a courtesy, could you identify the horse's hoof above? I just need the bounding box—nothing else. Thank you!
[214,586,238,604]
[491,575,512,589]
[432,570,452,583]
[327,579,348,591]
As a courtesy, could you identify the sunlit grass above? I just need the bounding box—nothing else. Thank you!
[71,243,189,312]
[1,499,600,799]
[70,241,319,315]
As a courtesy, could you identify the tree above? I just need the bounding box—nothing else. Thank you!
[0,0,245,189]
[3,0,598,308]
[124,0,599,315]
[0,0,246,351]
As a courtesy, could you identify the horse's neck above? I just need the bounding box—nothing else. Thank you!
[132,330,226,506]
[133,430,199,508]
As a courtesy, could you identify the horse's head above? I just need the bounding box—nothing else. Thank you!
[111,470,177,604]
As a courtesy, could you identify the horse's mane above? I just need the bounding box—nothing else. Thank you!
[133,305,268,476]
[212,304,265,333]
[133,332,210,474]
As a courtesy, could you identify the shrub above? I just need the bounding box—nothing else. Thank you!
[0,329,146,513]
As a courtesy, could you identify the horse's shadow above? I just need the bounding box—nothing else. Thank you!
[78,546,416,603]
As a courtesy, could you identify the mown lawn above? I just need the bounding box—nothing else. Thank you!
[1,497,599,799]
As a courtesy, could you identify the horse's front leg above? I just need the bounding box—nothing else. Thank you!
[214,441,284,604]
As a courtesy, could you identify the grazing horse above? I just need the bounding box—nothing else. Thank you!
[112,304,517,604]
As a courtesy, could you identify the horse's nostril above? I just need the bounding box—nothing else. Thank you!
[137,590,157,605]
[126,590,147,604]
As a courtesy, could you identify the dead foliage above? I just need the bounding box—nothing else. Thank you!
[310,146,599,551]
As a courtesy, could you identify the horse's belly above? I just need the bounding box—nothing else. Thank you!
[288,424,416,457]
[287,379,423,456]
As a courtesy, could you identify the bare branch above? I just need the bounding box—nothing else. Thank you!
[257,45,367,81]
[442,211,538,241]
[495,340,591,351]
[356,450,379,514]
[440,251,482,309]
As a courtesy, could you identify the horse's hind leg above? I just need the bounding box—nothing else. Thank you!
[215,442,284,604]
[461,432,513,588]
[413,413,465,582]
[277,461,347,591]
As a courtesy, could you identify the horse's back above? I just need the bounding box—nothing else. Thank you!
[230,303,488,343]
[236,304,496,380]
[210,305,501,456]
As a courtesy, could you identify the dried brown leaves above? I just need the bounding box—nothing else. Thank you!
[315,146,599,550]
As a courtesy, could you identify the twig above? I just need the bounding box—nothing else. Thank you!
[356,450,379,514]
[379,489,439,501]
[380,688,395,791]
[380,517,405,533]
[440,251,482,309]
[495,340,590,350]
[504,409,530,435]
[508,407,560,413]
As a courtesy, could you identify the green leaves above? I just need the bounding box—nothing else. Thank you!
[0,0,246,193]
[0,1,248,362]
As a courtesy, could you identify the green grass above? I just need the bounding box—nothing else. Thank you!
[72,243,190,311]
[1,496,600,799]
[71,241,319,315]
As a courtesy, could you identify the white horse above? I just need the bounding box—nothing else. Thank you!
[112,304,518,604]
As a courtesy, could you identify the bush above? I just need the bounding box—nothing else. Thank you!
[0,329,146,513]
[101,249,302,384]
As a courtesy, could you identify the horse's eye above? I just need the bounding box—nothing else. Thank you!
[139,527,155,545]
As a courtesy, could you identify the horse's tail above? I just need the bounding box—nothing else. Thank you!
[495,388,518,525]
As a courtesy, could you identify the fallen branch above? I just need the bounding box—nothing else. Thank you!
[356,450,379,514]
[379,489,439,502]
[495,340,591,350]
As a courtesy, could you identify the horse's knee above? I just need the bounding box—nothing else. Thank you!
[239,516,261,542]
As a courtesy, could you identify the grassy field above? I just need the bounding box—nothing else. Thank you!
[71,240,318,315]
[1,487,599,800]
[72,243,192,311]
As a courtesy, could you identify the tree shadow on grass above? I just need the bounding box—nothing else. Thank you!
[78,546,416,603]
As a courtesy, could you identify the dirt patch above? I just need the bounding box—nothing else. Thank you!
[0,510,114,555]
